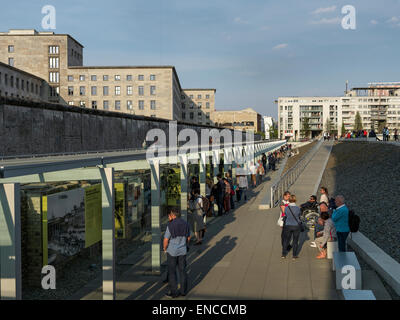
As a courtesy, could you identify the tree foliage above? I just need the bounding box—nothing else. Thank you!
[354,111,363,131]
[301,118,311,138]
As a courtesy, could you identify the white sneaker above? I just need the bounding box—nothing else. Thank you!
[310,242,317,248]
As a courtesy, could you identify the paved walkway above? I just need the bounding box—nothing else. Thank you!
[77,143,339,300]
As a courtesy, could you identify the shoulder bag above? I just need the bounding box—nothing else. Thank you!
[287,206,305,232]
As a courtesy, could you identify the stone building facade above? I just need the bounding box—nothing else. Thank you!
[0,62,49,101]
[181,89,216,125]
[212,107,262,132]
[0,29,216,123]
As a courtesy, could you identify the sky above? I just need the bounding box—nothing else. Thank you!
[2,0,400,119]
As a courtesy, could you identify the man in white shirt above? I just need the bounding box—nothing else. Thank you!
[249,162,257,187]
[236,165,249,202]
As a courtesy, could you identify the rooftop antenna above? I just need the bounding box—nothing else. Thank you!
[345,80,349,94]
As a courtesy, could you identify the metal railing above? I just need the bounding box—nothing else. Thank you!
[270,138,323,207]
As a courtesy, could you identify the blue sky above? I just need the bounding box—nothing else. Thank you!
[2,0,400,119]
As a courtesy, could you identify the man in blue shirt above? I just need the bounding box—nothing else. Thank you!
[163,208,191,298]
[332,195,350,252]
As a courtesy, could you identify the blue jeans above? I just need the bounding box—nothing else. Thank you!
[167,253,187,296]
[237,188,247,202]
[337,231,349,252]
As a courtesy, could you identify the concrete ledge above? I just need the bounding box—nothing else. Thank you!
[348,232,400,295]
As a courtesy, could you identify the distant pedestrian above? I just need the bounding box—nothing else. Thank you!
[319,187,329,206]
[216,174,225,216]
[281,194,302,260]
[188,190,205,245]
[163,208,191,298]
[256,160,264,184]
[236,165,248,203]
[394,128,398,141]
[249,162,257,187]
[225,172,235,210]
[190,177,200,194]
[222,178,231,213]
[262,153,267,174]
[331,195,350,252]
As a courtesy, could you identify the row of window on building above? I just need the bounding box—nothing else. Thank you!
[0,72,40,94]
[68,74,157,82]
[182,94,211,100]
[181,111,210,119]
[67,85,156,96]
[181,102,211,109]
[69,99,157,111]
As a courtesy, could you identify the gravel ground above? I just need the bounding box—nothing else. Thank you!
[318,141,400,298]
[283,141,317,174]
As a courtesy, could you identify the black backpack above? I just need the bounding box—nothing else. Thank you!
[348,209,360,233]
[328,197,337,210]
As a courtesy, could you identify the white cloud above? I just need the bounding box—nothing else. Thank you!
[310,17,341,25]
[234,17,250,25]
[272,43,288,50]
[370,20,378,25]
[221,32,232,41]
[311,6,337,15]
[387,16,399,23]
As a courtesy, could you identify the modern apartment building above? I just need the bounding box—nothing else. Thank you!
[262,116,274,140]
[0,61,49,101]
[181,89,216,125]
[277,82,400,141]
[212,108,262,132]
[0,29,214,123]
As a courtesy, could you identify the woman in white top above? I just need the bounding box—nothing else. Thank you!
[319,187,329,205]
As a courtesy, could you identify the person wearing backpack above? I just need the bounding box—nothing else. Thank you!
[331,195,350,252]
[188,189,205,245]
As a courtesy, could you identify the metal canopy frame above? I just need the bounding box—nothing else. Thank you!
[0,139,286,300]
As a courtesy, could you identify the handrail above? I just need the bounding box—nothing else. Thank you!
[270,138,323,207]
[0,139,284,161]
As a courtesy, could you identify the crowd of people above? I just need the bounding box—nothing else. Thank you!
[161,144,354,298]
[162,145,293,298]
[278,187,351,260]
[344,127,399,141]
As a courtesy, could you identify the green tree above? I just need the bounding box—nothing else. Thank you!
[341,120,346,136]
[256,131,266,139]
[354,111,363,131]
[269,126,278,139]
[301,118,311,138]
[325,118,333,134]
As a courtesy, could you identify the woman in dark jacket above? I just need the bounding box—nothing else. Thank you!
[281,194,302,260]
